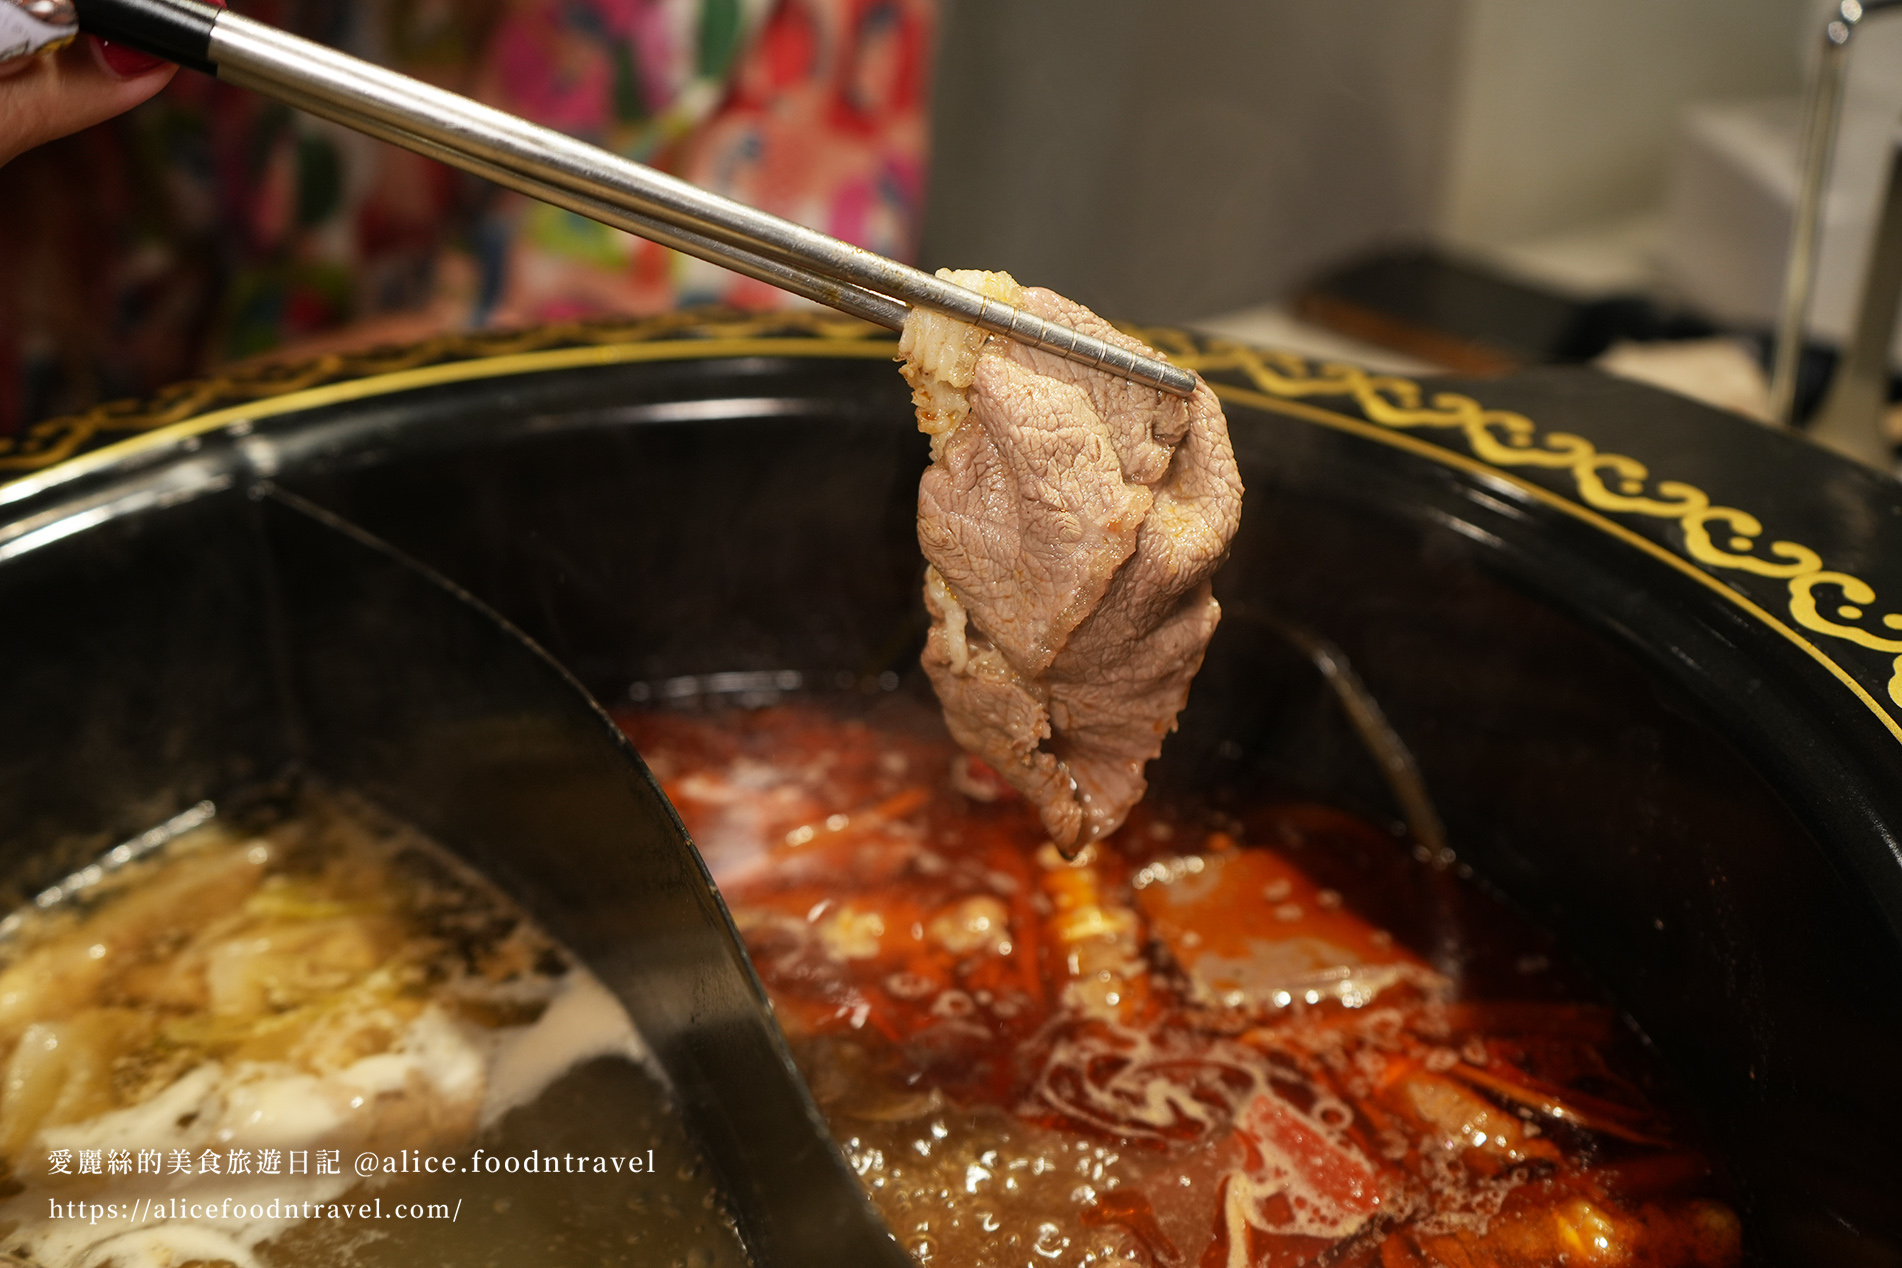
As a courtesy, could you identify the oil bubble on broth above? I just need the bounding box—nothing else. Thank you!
[0,790,748,1268]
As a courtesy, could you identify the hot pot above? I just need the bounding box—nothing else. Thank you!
[0,312,1898,1264]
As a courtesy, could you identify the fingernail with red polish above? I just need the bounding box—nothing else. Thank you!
[90,34,170,78]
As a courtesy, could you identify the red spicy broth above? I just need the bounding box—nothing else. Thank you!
[618,698,1742,1268]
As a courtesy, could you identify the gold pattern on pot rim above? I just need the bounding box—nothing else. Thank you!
[6,310,1900,747]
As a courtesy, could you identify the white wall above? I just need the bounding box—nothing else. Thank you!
[919,0,1464,322]
[919,0,1813,324]
[1437,0,1809,250]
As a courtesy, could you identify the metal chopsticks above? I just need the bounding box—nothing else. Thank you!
[76,0,1198,399]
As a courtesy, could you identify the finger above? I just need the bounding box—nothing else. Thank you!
[0,34,175,167]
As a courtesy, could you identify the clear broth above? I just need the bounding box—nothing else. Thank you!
[0,788,747,1268]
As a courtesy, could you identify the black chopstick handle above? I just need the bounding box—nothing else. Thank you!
[72,0,219,73]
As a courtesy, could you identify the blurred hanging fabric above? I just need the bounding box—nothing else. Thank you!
[0,0,936,434]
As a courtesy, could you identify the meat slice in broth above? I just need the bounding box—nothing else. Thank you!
[902,270,1243,853]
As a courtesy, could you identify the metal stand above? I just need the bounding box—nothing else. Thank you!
[1808,130,1902,467]
[1768,0,1902,430]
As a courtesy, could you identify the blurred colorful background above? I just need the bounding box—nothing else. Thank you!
[7,0,1897,454]
[0,0,933,434]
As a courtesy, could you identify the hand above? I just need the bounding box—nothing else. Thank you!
[0,35,176,167]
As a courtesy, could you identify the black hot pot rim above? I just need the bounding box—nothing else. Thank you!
[3,309,1901,1264]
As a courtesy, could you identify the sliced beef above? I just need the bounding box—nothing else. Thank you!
[902,270,1243,853]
